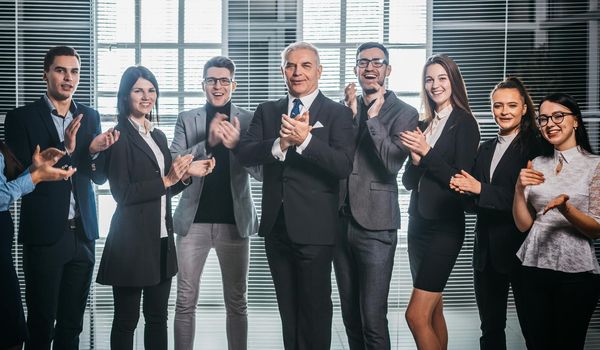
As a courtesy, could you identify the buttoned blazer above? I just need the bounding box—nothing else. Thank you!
[236,91,356,245]
[470,137,538,273]
[4,97,106,245]
[169,104,260,238]
[341,92,418,231]
[96,120,185,287]
[402,108,480,220]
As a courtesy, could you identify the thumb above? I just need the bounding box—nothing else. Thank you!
[527,160,533,169]
[34,144,41,156]
[461,169,474,179]
[232,116,240,129]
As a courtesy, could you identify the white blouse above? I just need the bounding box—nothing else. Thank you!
[518,146,600,273]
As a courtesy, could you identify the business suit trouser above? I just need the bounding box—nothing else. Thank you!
[265,211,334,350]
[23,219,94,350]
[174,223,249,350]
[474,261,529,350]
[333,216,397,350]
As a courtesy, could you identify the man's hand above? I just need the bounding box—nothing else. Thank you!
[220,116,241,149]
[163,154,193,188]
[281,111,312,146]
[208,113,228,147]
[64,114,83,155]
[185,157,216,178]
[89,128,120,154]
[344,83,358,118]
[32,145,65,169]
[30,164,77,185]
[367,85,385,119]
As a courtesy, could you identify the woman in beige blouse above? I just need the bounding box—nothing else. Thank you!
[513,92,600,350]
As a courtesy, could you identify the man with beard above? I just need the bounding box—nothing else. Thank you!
[335,42,418,349]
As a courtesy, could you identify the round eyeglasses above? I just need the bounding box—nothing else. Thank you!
[536,112,574,127]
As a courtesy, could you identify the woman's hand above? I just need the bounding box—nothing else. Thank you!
[163,154,193,188]
[400,128,431,158]
[543,194,570,215]
[185,158,216,178]
[516,160,544,192]
[450,170,481,195]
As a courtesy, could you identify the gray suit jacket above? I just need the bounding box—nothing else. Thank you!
[170,104,261,238]
[341,92,418,231]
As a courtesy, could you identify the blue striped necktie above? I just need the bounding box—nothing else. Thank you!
[290,98,303,118]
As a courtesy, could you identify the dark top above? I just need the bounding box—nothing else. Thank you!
[194,101,236,224]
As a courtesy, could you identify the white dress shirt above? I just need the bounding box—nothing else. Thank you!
[129,117,168,238]
[272,88,320,161]
[425,104,452,147]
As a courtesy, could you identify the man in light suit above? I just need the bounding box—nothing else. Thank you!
[170,56,260,350]
[336,42,418,349]
[236,42,356,350]
[5,45,118,350]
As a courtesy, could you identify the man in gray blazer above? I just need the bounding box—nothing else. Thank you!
[335,42,418,349]
[170,56,260,350]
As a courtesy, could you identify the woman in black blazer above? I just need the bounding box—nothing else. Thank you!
[400,54,480,349]
[450,77,539,349]
[96,66,213,350]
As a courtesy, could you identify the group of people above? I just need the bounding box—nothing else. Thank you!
[0,40,598,350]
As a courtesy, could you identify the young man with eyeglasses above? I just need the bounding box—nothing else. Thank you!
[170,56,261,350]
[336,42,418,349]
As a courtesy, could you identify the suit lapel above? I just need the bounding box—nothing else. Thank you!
[151,129,171,173]
[194,106,207,145]
[479,139,496,183]
[490,137,518,184]
[308,91,324,125]
[35,98,62,146]
[430,109,458,154]
[125,120,161,171]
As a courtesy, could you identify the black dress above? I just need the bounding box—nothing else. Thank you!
[0,210,28,348]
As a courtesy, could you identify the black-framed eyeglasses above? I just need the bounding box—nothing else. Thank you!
[536,112,574,127]
[356,58,388,68]
[204,77,233,86]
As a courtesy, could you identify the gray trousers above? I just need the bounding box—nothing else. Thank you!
[174,223,249,350]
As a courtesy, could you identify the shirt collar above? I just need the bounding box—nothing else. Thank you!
[129,116,155,135]
[497,131,517,145]
[43,94,77,117]
[554,145,581,164]
[434,104,453,120]
[288,88,320,112]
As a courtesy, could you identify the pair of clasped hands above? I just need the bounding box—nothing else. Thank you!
[163,112,240,188]
[449,160,569,215]
[279,109,312,152]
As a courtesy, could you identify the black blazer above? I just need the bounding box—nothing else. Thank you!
[4,97,106,244]
[236,91,356,245]
[471,137,539,273]
[96,120,186,287]
[402,108,480,220]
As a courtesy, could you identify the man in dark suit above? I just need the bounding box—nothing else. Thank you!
[170,56,260,350]
[336,42,418,349]
[236,42,356,350]
[5,46,118,350]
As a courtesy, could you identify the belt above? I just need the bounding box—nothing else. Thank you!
[67,217,79,230]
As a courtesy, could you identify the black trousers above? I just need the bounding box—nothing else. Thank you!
[333,216,397,350]
[110,237,171,350]
[474,262,529,350]
[521,266,600,350]
[23,218,94,350]
[265,210,334,350]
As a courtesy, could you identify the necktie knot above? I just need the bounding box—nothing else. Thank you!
[291,98,303,118]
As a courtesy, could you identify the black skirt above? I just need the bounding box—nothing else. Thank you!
[407,212,465,292]
[0,210,28,347]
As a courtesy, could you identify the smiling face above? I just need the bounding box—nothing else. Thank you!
[492,88,526,136]
[129,78,157,119]
[203,67,236,107]
[538,100,578,151]
[281,48,322,98]
[44,55,80,102]
[424,63,452,111]
[355,47,391,94]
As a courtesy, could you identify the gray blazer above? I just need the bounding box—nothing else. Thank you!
[341,92,418,231]
[170,104,261,238]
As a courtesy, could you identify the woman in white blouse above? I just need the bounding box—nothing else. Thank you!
[513,92,600,350]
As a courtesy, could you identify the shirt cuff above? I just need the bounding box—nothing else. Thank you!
[295,133,312,155]
[272,138,288,161]
[20,169,36,194]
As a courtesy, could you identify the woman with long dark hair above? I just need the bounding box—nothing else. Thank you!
[96,66,213,349]
[400,54,480,349]
[1,142,75,350]
[513,92,600,349]
[450,77,539,349]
